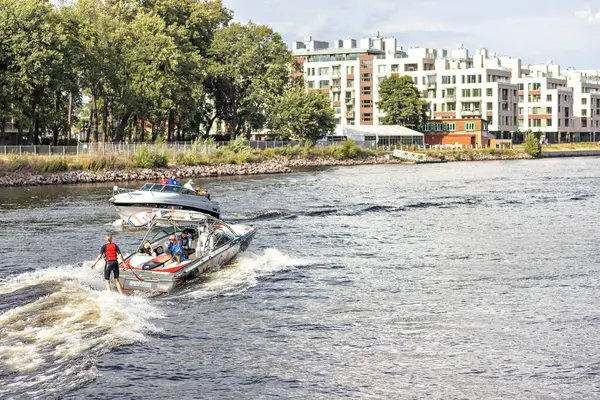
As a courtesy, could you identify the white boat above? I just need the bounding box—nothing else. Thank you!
[119,209,256,293]
[109,183,220,221]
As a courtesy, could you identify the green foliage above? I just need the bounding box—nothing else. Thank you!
[134,146,169,168]
[154,135,167,145]
[175,151,201,166]
[377,75,428,128]
[523,131,541,157]
[206,22,295,138]
[267,87,335,141]
[224,135,251,153]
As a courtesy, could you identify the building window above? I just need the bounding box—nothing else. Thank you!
[487,102,493,111]
[546,119,552,127]
[546,106,552,114]
[346,66,355,75]
[391,64,399,72]
[464,122,476,130]
[361,73,372,82]
[582,109,588,116]
[319,80,329,89]
[517,83,524,90]
[488,116,493,125]
[361,86,372,95]
[473,89,482,97]
[361,99,372,108]
[347,79,354,87]
[547,94,552,101]
[532,119,541,127]
[361,60,372,68]
[462,89,471,97]
[486,88,493,96]
[307,81,315,89]
[318,67,329,76]
[565,118,569,127]
[582,119,588,128]
[582,98,588,105]
[378,65,386,74]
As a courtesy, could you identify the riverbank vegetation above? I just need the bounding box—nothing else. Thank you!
[0,0,334,145]
[0,140,381,175]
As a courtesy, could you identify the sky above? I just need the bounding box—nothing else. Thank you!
[222,0,600,69]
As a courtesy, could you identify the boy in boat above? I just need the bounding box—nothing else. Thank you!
[92,234,125,294]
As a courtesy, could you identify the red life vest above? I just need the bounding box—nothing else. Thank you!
[105,243,118,261]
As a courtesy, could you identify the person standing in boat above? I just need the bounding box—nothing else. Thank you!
[168,174,179,186]
[91,234,125,294]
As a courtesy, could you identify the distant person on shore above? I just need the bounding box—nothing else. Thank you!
[91,234,126,294]
[168,174,179,186]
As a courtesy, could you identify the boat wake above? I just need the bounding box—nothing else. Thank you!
[176,248,301,299]
[0,264,163,399]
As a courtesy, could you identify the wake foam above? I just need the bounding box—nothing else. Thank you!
[0,264,163,398]
[180,248,301,299]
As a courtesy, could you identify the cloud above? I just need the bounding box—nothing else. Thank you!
[575,9,600,24]
[222,0,600,68]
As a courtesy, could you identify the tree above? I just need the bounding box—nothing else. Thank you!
[206,22,294,138]
[267,87,335,142]
[523,130,541,157]
[377,75,428,127]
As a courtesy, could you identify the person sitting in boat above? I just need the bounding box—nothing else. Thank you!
[168,174,179,186]
[179,231,195,258]
[184,179,195,191]
[159,178,168,185]
[166,235,185,264]
[140,240,157,256]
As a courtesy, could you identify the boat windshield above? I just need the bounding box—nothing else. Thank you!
[149,224,198,242]
[138,184,198,195]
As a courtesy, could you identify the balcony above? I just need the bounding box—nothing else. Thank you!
[345,98,354,105]
[330,85,341,92]
[345,111,355,118]
[461,109,482,116]
[445,95,456,101]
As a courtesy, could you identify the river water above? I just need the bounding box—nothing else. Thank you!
[1,158,600,399]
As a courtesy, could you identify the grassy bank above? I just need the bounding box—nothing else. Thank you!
[539,142,600,152]
[0,140,382,175]
[423,147,529,161]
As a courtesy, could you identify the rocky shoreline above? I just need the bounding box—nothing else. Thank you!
[0,156,403,188]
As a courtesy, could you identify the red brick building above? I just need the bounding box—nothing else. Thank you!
[423,118,490,148]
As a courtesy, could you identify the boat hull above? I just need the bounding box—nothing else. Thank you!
[118,228,256,293]
[113,203,220,221]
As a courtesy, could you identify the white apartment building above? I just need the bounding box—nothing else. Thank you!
[293,34,518,138]
[293,32,600,143]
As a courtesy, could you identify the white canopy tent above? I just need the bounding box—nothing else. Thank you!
[334,125,424,147]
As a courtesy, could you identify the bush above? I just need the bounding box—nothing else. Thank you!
[134,145,168,168]
[176,151,200,166]
[225,136,251,154]
[37,158,68,173]
[523,132,541,157]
